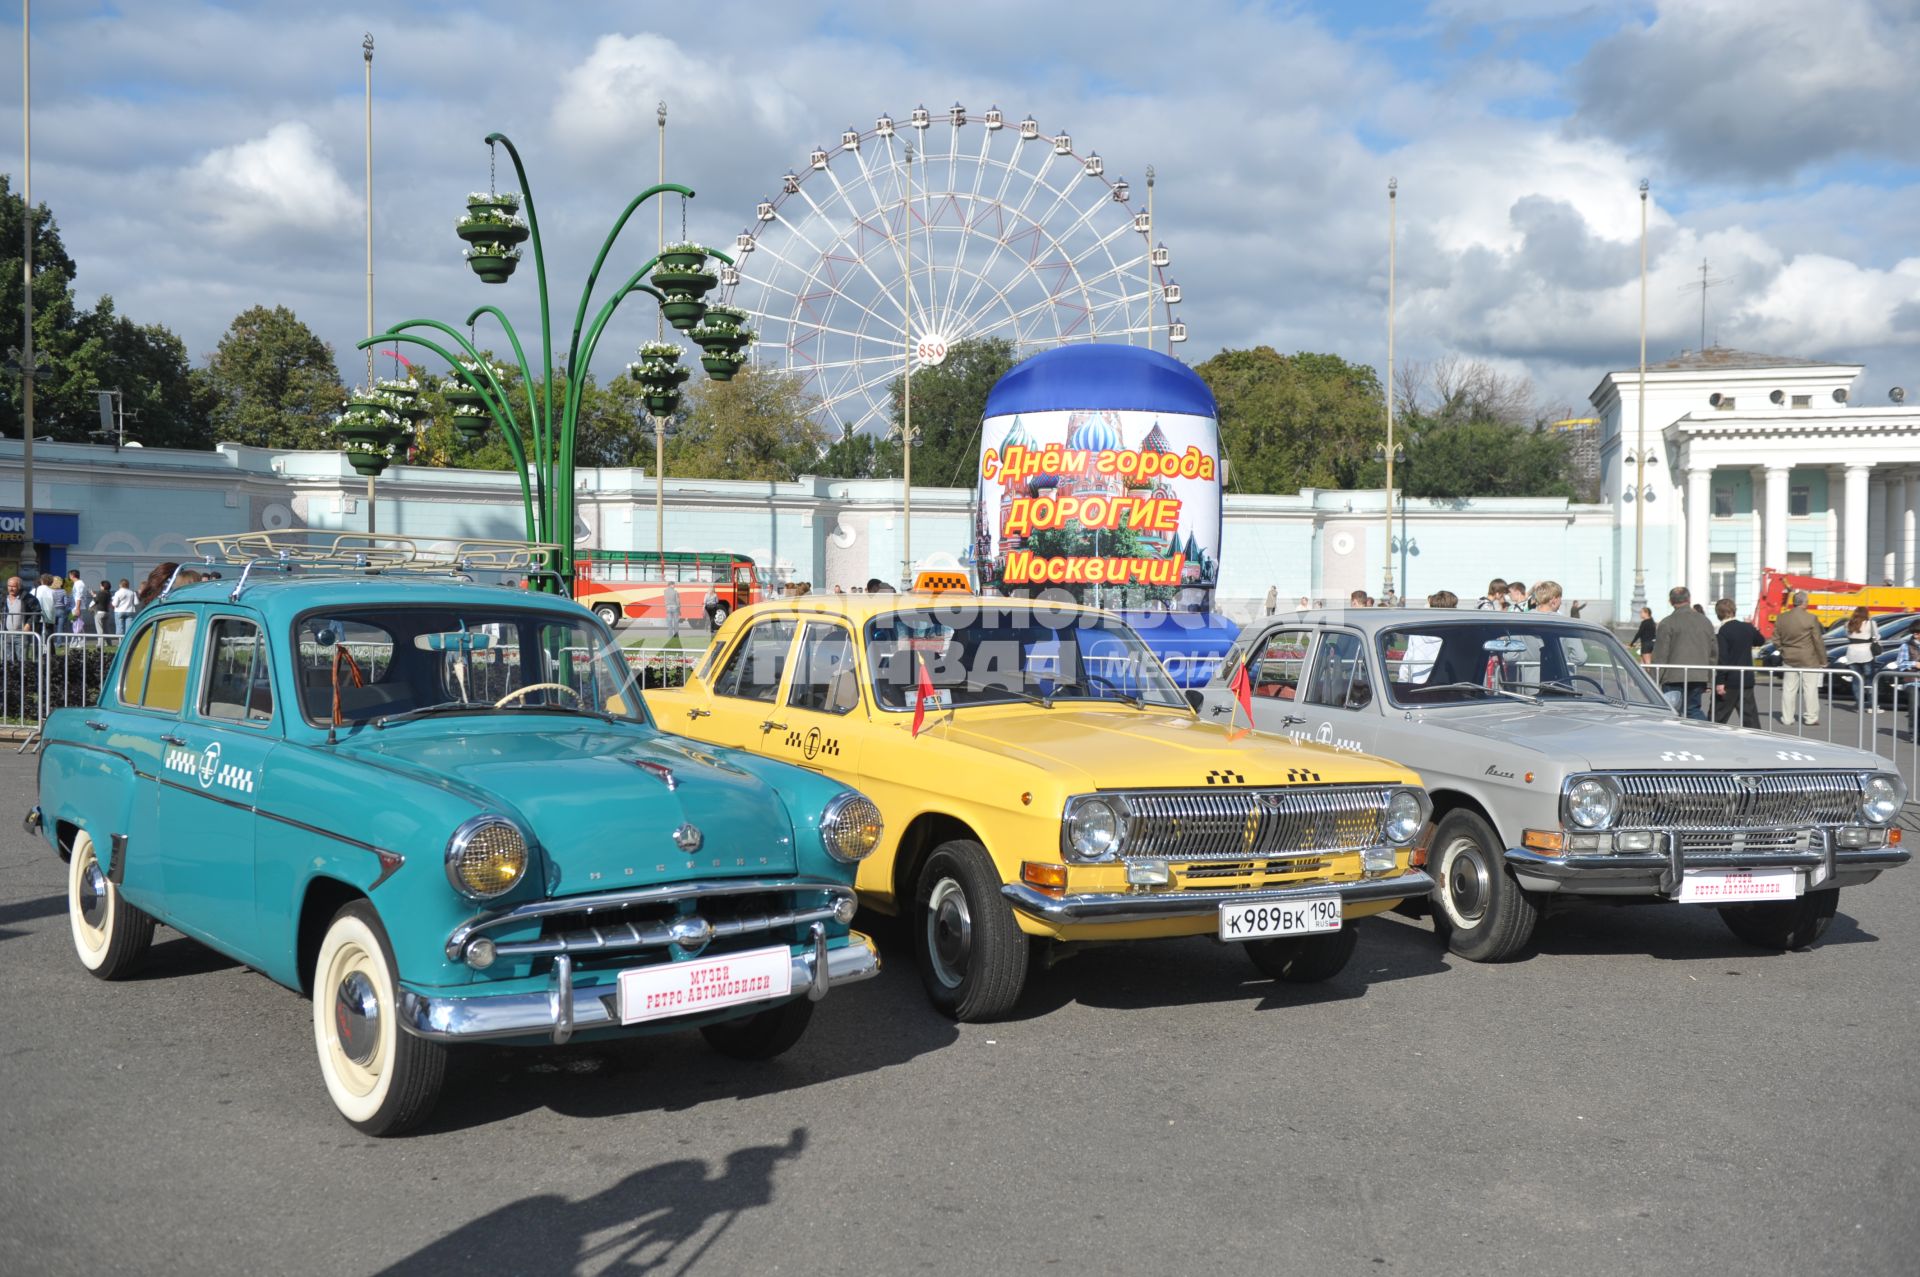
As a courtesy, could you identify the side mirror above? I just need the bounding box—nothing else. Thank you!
[1185,688,1206,712]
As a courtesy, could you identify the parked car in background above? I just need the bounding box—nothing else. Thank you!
[650,573,1434,1020]
[28,534,882,1135]
[1198,609,1909,962]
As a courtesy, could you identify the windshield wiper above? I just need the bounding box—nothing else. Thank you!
[374,700,500,728]
[501,702,619,723]
[963,676,1054,709]
[1414,681,1541,706]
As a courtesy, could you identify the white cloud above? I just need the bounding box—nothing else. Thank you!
[187,121,361,236]
[551,33,803,152]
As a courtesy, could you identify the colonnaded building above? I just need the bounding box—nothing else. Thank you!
[5,348,1914,624]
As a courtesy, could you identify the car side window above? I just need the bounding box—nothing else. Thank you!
[202,618,274,723]
[1250,629,1313,701]
[120,614,197,712]
[1302,631,1373,711]
[787,622,859,715]
[713,618,796,703]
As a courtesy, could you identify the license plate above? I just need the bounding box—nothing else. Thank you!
[1218,897,1342,941]
[1675,869,1801,904]
[617,944,793,1024]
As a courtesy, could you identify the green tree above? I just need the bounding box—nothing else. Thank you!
[1,174,208,447]
[1367,356,1578,499]
[815,424,900,479]
[667,366,829,481]
[1195,347,1386,494]
[201,305,347,449]
[886,336,1016,489]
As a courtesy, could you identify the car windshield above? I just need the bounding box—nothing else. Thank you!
[863,602,1187,712]
[293,605,646,728]
[1379,620,1666,709]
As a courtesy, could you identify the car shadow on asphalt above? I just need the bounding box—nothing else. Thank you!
[417,964,956,1135]
[373,1126,808,1275]
[995,916,1455,1021]
[126,929,245,981]
[1521,900,1880,961]
[0,893,63,944]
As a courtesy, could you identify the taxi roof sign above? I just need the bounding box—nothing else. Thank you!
[912,570,973,595]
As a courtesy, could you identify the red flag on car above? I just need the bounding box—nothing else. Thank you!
[912,656,937,737]
[1227,660,1254,741]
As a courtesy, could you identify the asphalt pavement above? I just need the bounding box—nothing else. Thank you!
[1,749,1916,1277]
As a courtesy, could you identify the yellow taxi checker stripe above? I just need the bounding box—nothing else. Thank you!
[912,570,972,594]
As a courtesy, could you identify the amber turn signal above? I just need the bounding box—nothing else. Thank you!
[1521,829,1564,854]
[1409,843,1429,869]
[1021,861,1068,897]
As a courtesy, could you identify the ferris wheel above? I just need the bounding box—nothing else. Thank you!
[721,104,1186,438]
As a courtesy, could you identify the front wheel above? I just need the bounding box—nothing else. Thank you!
[709,604,730,631]
[312,901,446,1136]
[700,996,814,1061]
[67,828,154,980]
[914,840,1028,1021]
[1719,888,1839,951]
[592,603,622,629]
[1429,809,1540,962]
[1245,926,1357,983]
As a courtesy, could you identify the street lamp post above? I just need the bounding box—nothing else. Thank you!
[653,100,666,554]
[1375,442,1406,598]
[1383,177,1398,603]
[1630,178,1650,619]
[357,132,746,591]
[17,0,38,579]
[899,142,916,585]
[362,32,377,534]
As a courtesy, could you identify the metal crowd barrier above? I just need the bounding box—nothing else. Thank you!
[2,630,45,740]
[1642,661,1875,746]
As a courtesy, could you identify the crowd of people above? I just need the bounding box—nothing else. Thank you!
[1,562,206,639]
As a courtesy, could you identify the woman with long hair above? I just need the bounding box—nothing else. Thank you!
[1840,605,1879,709]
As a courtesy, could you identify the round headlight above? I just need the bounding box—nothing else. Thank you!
[1861,774,1904,826]
[445,816,529,900]
[1383,788,1427,845]
[1566,777,1620,830]
[820,792,884,863]
[1066,797,1123,862]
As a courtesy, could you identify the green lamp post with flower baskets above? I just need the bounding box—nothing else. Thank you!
[356,132,743,591]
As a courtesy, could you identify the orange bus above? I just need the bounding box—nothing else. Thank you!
[575,550,762,630]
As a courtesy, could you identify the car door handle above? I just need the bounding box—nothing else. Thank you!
[1207,704,1231,716]
[684,707,710,720]
[1281,714,1307,726]
[760,720,787,732]
[85,719,107,732]
[160,734,187,746]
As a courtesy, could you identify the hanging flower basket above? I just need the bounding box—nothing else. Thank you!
[644,389,683,416]
[650,264,719,299]
[691,322,750,355]
[658,241,710,271]
[660,297,709,331]
[699,304,748,333]
[456,210,530,247]
[450,404,491,447]
[701,352,745,382]
[465,241,523,284]
[376,378,431,424]
[333,405,401,449]
[630,360,690,388]
[465,191,521,220]
[444,382,489,411]
[345,448,392,477]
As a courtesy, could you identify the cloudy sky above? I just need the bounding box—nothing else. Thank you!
[5,0,1917,421]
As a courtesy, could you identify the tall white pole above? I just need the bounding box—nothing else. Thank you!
[1631,179,1649,617]
[1383,177,1397,603]
[18,0,36,577]
[654,101,666,555]
[362,33,376,535]
[901,143,914,585]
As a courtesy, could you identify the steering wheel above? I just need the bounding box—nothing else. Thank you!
[493,682,583,709]
[1568,674,1609,695]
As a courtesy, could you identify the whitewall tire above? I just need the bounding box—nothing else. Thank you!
[67,829,154,980]
[311,901,446,1136]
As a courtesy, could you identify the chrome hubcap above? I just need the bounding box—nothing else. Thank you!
[1444,837,1491,925]
[78,859,109,930]
[334,971,381,1066]
[926,878,972,990]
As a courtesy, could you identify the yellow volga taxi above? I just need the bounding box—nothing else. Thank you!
[649,576,1434,1020]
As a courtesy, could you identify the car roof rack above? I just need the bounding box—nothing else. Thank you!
[171,532,562,602]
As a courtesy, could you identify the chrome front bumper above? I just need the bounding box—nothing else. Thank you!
[1001,870,1435,926]
[1505,829,1909,897]
[397,925,880,1045]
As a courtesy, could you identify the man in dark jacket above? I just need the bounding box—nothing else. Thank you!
[1711,598,1763,727]
[1651,585,1716,719]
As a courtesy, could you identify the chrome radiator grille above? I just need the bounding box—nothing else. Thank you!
[1117,786,1392,862]
[1613,771,1864,829]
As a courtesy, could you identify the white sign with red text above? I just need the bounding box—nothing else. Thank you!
[618,944,794,1024]
[1674,869,1800,904]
